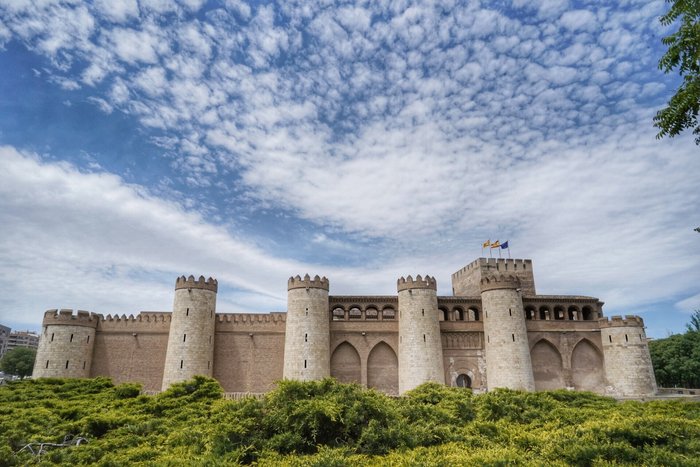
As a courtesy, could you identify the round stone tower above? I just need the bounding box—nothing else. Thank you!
[283,274,330,381]
[33,309,98,378]
[397,275,445,394]
[480,274,535,391]
[600,315,657,396]
[161,275,218,391]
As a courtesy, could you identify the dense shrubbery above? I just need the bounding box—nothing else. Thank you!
[1,377,699,465]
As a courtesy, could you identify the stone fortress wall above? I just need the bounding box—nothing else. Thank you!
[32,258,657,397]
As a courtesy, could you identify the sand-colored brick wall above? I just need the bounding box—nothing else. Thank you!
[214,313,286,392]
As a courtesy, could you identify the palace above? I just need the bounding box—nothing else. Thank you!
[32,258,657,396]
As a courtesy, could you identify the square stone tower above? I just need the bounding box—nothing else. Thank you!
[451,258,536,296]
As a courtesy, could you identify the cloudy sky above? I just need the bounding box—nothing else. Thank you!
[0,0,698,338]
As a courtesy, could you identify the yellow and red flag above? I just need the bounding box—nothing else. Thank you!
[482,240,491,248]
[490,240,501,248]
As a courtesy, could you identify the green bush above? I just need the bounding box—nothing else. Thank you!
[1,377,700,465]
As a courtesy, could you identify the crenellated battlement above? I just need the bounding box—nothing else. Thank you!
[42,309,100,329]
[287,274,329,291]
[453,258,532,277]
[175,275,218,292]
[599,315,645,328]
[397,275,437,292]
[480,274,521,292]
[215,313,287,332]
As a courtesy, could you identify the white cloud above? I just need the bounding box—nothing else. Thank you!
[94,0,139,24]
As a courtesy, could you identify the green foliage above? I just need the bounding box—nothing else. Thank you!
[655,0,700,143]
[0,347,36,378]
[649,315,700,388]
[1,377,700,465]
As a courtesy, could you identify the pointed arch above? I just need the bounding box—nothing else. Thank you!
[330,341,361,384]
[530,339,564,390]
[571,338,605,392]
[367,341,398,395]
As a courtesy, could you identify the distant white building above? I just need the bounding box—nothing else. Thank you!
[1,329,39,357]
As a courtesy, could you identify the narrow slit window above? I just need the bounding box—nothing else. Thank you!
[509,308,512,316]
[487,335,490,343]
[625,334,628,342]
[423,334,426,342]
[65,360,69,369]
[70,334,73,342]
[512,333,515,342]
[304,359,307,368]
[304,333,308,342]
[183,334,187,342]
[180,360,183,369]
[51,333,54,342]
[609,335,612,343]
[46,360,49,369]
[83,361,86,369]
[210,310,213,318]
[209,335,212,344]
[86,335,90,343]
[186,308,189,316]
[422,309,425,316]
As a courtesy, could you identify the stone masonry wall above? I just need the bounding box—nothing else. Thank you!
[162,282,217,390]
[284,276,330,381]
[481,279,535,391]
[452,258,536,296]
[397,277,445,394]
[600,316,657,396]
[33,310,97,378]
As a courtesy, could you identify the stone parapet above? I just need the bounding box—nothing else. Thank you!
[175,275,218,292]
[599,315,645,328]
[288,274,329,291]
[397,275,437,292]
[42,309,100,329]
[480,274,521,292]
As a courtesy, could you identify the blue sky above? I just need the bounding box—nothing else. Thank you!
[0,0,698,338]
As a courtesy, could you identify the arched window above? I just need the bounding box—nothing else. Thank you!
[525,306,536,320]
[581,306,594,321]
[567,306,579,321]
[349,307,361,319]
[456,374,472,388]
[554,305,565,320]
[365,307,378,319]
[454,308,465,321]
[332,307,345,321]
[439,308,450,321]
[382,307,396,320]
[539,306,550,320]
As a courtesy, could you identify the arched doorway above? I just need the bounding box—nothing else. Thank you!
[456,373,472,388]
[330,342,361,384]
[530,339,564,390]
[571,339,605,392]
[367,342,398,395]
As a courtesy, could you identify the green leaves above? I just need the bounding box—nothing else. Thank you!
[1,377,700,465]
[0,347,36,378]
[655,0,700,143]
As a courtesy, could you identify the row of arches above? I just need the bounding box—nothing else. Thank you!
[329,337,606,394]
[530,338,605,391]
[330,341,398,394]
[331,306,396,321]
[525,304,598,321]
[439,306,481,322]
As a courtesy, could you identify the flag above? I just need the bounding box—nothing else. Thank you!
[490,240,500,248]
[482,240,491,248]
[500,241,509,249]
